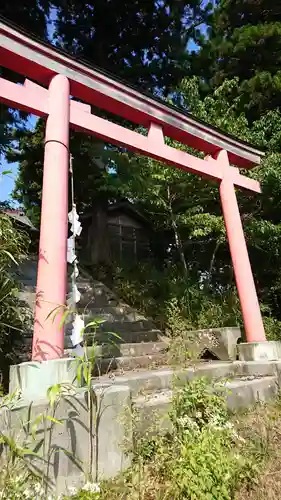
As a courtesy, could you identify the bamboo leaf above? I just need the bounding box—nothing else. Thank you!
[45,415,63,425]
[58,309,72,329]
[47,384,62,408]
[2,250,18,265]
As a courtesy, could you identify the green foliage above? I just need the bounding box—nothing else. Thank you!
[52,0,211,94]
[262,315,281,342]
[164,380,261,499]
[0,0,50,156]
[0,472,45,499]
[189,0,281,121]
[114,263,242,331]
[0,212,28,265]
[0,212,31,389]
[2,0,50,39]
[62,483,101,498]
[100,378,261,500]
[170,377,229,433]
[178,77,250,139]
[5,1,281,341]
[167,427,249,500]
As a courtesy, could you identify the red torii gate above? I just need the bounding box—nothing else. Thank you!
[0,17,266,361]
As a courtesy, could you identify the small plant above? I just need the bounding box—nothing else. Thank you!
[170,376,229,433]
[164,298,198,365]
[99,377,262,500]
[0,390,50,499]
[149,378,256,499]
[0,212,31,390]
[62,482,101,499]
[71,322,100,483]
[0,472,45,500]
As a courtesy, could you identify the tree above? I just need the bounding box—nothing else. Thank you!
[0,0,51,155]
[175,77,281,320]
[10,120,123,276]
[10,0,212,271]
[189,0,281,121]
[112,76,281,327]
[53,0,211,93]
[1,0,50,38]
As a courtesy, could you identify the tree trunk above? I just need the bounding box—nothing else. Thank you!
[207,240,221,285]
[167,186,188,278]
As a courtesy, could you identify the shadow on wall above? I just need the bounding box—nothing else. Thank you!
[0,383,131,496]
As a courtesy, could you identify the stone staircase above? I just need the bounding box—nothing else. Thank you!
[92,340,168,374]
[65,273,163,349]
[13,257,242,372]
[13,257,164,361]
[11,257,281,432]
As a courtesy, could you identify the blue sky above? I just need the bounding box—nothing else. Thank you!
[0,114,38,203]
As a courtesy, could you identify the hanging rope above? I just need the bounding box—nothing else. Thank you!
[69,155,79,307]
[67,154,84,348]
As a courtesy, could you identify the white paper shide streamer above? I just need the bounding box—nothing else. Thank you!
[67,236,76,264]
[71,314,85,347]
[68,155,84,347]
[69,206,82,236]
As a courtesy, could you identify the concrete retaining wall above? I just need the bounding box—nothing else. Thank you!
[0,385,131,496]
[2,359,281,494]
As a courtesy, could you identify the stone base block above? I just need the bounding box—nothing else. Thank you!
[192,327,241,361]
[9,357,78,402]
[238,341,281,362]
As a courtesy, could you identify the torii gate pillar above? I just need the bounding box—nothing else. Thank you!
[32,74,70,361]
[217,150,266,344]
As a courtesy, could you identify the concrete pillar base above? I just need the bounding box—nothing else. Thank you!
[9,357,79,402]
[238,341,281,362]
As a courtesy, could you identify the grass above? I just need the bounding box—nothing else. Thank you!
[97,398,281,500]
[235,399,281,500]
[1,383,281,499]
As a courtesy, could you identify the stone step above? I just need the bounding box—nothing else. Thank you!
[94,352,168,374]
[84,319,158,333]
[95,360,281,398]
[94,341,168,358]
[133,376,278,436]
[65,342,170,375]
[64,319,161,345]
[76,307,146,323]
[225,376,278,409]
[95,361,235,397]
[86,328,161,344]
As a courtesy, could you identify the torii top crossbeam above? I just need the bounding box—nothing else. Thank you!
[0,16,267,361]
[0,15,263,168]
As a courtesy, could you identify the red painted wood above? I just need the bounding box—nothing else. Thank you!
[217,150,266,342]
[0,77,261,193]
